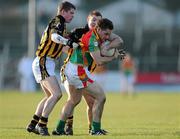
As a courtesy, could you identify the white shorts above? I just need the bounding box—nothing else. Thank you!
[32,56,55,83]
[63,62,95,89]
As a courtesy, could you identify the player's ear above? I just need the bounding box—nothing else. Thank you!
[87,15,90,22]
[61,9,66,15]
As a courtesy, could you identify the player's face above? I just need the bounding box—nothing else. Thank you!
[87,15,102,30]
[98,28,112,42]
[62,8,75,23]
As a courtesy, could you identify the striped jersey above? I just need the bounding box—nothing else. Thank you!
[70,29,101,68]
[36,15,67,59]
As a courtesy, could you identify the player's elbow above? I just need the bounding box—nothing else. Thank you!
[51,33,68,45]
[51,33,60,43]
[119,38,124,49]
[95,60,104,66]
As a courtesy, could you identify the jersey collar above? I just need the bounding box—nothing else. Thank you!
[57,15,66,23]
[93,28,103,44]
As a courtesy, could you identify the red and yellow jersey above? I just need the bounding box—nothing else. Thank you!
[70,29,101,68]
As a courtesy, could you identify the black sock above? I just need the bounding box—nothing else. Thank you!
[38,116,48,127]
[89,123,92,131]
[66,116,73,127]
[30,115,40,126]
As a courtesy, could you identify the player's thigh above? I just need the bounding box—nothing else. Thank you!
[64,80,82,104]
[40,83,51,97]
[83,90,95,107]
[64,80,76,97]
[69,88,82,105]
[85,81,105,99]
[40,76,62,95]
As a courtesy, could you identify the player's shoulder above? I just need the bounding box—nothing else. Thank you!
[72,25,89,34]
[81,30,94,41]
[50,15,65,25]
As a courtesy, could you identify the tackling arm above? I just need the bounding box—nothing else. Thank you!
[90,50,119,66]
[107,33,124,50]
[51,33,78,49]
[51,33,68,45]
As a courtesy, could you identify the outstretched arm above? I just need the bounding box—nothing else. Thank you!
[90,49,119,66]
[51,33,78,49]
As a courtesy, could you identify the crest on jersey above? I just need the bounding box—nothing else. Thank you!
[94,41,98,47]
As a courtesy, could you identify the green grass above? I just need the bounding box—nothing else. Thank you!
[0,90,180,139]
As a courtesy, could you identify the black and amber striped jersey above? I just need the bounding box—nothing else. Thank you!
[36,15,67,59]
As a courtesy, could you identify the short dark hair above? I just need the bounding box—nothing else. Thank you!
[89,10,102,17]
[58,1,76,12]
[97,18,114,30]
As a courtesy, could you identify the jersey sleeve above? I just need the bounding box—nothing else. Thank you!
[50,17,64,35]
[68,28,87,42]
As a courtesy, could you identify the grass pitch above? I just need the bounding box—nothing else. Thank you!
[0,91,180,139]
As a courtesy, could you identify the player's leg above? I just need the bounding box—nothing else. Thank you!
[34,84,51,116]
[40,76,62,117]
[27,57,62,136]
[82,91,94,132]
[59,62,81,135]
[52,85,82,135]
[85,81,106,135]
[83,90,108,134]
[36,76,62,135]
[26,84,50,134]
[27,57,51,135]
[63,80,76,135]
[83,91,108,134]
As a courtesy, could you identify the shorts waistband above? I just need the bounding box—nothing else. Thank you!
[37,56,54,61]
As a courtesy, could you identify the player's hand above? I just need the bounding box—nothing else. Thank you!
[114,49,120,59]
[118,49,126,60]
[67,39,79,49]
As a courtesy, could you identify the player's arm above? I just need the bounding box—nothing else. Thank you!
[51,33,78,49]
[61,27,86,53]
[90,49,119,66]
[62,46,70,53]
[50,17,78,49]
[68,27,88,43]
[107,33,124,50]
[61,26,88,53]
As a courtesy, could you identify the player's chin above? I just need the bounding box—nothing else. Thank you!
[66,18,73,23]
[91,23,96,28]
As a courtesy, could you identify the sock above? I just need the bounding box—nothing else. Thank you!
[38,116,48,127]
[66,116,73,127]
[88,123,91,131]
[91,121,101,132]
[30,115,40,127]
[56,120,66,132]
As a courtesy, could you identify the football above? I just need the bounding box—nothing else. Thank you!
[100,41,116,57]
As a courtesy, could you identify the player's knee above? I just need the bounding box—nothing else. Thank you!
[70,98,81,106]
[87,100,94,110]
[53,92,62,101]
[73,99,81,106]
[102,95,106,104]
[99,94,106,104]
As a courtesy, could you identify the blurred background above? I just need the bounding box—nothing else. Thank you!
[0,0,180,92]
